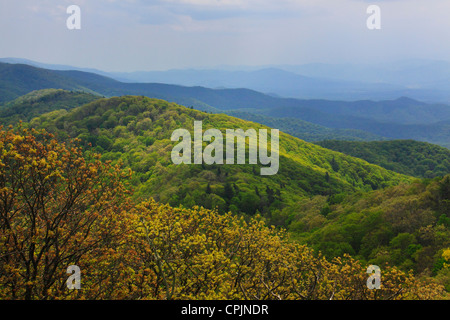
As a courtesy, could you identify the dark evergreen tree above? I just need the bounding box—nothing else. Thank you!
[255,186,260,197]
[331,156,340,172]
[266,186,275,204]
[224,182,234,200]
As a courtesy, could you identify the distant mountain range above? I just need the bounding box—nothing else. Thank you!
[2,57,449,103]
[1,60,449,148]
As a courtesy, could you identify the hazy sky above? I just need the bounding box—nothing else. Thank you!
[0,0,449,71]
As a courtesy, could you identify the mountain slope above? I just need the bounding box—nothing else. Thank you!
[2,62,450,147]
[0,62,292,110]
[285,175,450,276]
[26,95,411,219]
[108,67,407,101]
[316,140,450,178]
[0,89,100,126]
[282,97,450,125]
[3,62,450,124]
[225,110,387,142]
[261,105,450,148]
[0,63,100,102]
[4,58,450,103]
[4,92,448,285]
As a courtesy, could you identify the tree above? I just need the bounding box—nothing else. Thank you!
[223,182,234,201]
[254,186,260,197]
[0,127,132,299]
[331,156,340,172]
[132,201,444,300]
[0,126,445,300]
[240,193,261,216]
[266,186,275,204]
[438,176,450,215]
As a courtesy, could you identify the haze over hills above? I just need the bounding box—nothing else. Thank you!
[281,60,450,86]
[1,61,450,148]
[224,109,450,148]
[2,57,450,103]
[224,110,388,142]
[110,67,408,102]
[0,57,113,78]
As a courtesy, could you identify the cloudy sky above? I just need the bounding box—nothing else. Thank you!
[0,0,449,71]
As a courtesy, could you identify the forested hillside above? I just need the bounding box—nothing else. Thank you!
[0,126,446,299]
[225,110,387,142]
[0,89,100,125]
[316,140,450,178]
[26,95,410,219]
[0,91,449,299]
[0,63,97,102]
[261,106,450,148]
[283,176,450,292]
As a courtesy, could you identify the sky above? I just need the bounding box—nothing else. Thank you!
[0,0,449,72]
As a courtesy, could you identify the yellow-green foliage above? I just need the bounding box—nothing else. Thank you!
[0,127,445,300]
[27,95,411,219]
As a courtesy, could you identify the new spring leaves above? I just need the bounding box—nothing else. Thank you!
[65,4,381,31]
[171,121,280,175]
[65,264,381,290]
